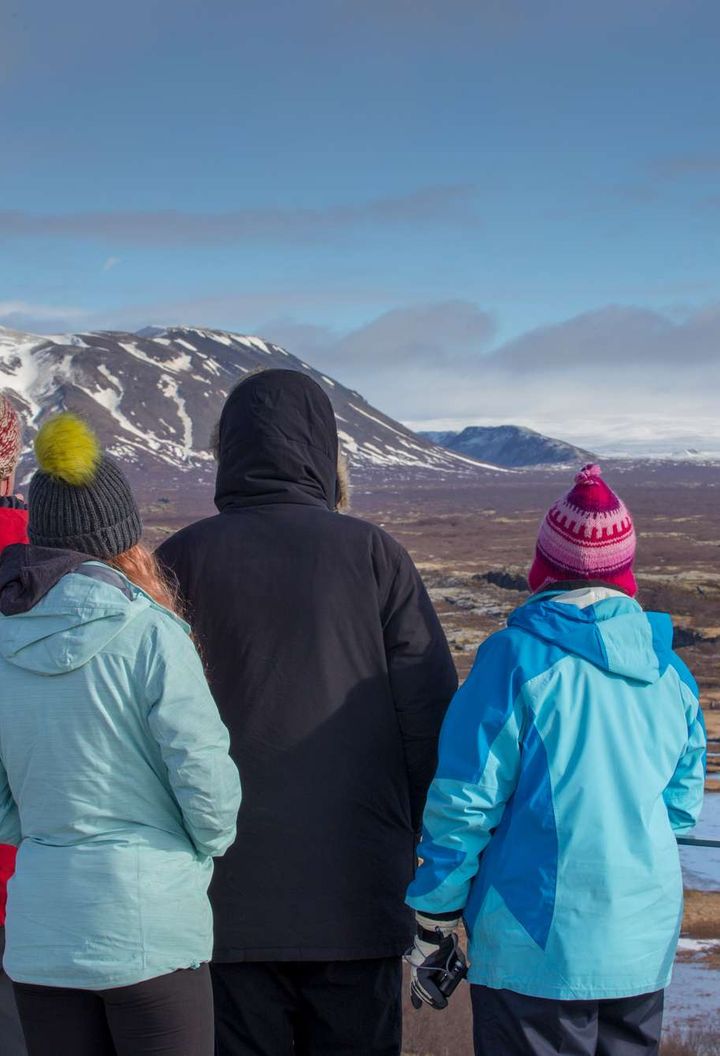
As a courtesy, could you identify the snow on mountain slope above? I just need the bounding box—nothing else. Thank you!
[0,325,501,486]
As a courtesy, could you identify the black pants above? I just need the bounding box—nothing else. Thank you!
[0,927,27,1056]
[211,958,402,1055]
[472,985,664,1056]
[13,964,214,1056]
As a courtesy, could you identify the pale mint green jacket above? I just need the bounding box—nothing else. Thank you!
[0,563,241,989]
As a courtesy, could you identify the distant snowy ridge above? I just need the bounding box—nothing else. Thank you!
[421,424,594,468]
[0,325,503,482]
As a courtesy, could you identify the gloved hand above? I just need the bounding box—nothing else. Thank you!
[404,912,468,1010]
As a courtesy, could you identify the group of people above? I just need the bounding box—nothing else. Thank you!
[0,367,706,1056]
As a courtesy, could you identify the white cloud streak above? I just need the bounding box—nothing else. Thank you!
[0,186,480,248]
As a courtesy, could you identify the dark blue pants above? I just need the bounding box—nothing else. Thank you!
[471,985,664,1056]
[212,958,402,1055]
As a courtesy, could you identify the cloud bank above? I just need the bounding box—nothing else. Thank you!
[0,185,479,248]
[1,295,716,455]
[262,301,720,454]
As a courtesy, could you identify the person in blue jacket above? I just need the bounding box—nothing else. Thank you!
[0,414,241,1056]
[406,464,706,1056]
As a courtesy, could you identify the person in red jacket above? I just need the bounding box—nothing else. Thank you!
[0,393,28,1056]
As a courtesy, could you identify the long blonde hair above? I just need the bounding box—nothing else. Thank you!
[109,543,181,616]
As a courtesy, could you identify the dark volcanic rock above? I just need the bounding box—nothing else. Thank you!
[475,569,529,592]
[672,626,716,649]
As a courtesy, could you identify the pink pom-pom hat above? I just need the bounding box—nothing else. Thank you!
[528,463,637,596]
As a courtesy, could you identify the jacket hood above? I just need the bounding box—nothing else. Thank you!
[0,544,148,675]
[214,369,340,511]
[0,544,96,616]
[508,588,673,684]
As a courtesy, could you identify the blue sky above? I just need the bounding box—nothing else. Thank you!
[1,0,719,448]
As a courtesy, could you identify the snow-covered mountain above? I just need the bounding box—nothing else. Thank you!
[0,325,499,490]
[421,425,594,468]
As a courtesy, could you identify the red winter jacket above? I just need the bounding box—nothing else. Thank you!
[0,500,29,925]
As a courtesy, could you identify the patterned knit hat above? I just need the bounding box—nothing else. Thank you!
[0,394,22,479]
[28,414,142,559]
[528,464,637,596]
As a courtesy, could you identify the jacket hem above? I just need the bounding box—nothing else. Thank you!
[5,960,210,991]
[467,967,673,1000]
[212,941,410,962]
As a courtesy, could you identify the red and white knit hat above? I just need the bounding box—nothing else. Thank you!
[0,394,22,480]
[528,464,637,596]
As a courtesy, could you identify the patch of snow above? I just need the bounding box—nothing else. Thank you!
[349,403,413,440]
[157,375,193,455]
[162,352,192,373]
[337,430,358,455]
[243,336,273,355]
[446,449,508,472]
[321,376,335,387]
[95,364,154,445]
[0,342,74,422]
[118,340,191,374]
[677,938,720,955]
[118,341,162,368]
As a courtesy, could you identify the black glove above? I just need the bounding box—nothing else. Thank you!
[404,914,468,1011]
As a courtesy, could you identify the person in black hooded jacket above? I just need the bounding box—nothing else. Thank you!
[156,369,458,1056]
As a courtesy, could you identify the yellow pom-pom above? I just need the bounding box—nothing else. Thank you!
[34,413,101,486]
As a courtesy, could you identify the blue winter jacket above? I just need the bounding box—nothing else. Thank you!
[0,556,241,989]
[407,586,706,1000]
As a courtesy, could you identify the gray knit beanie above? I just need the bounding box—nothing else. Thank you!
[29,413,142,559]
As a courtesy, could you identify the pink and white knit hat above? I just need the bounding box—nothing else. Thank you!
[528,464,637,596]
[0,394,22,480]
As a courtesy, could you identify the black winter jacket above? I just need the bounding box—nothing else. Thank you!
[157,370,457,962]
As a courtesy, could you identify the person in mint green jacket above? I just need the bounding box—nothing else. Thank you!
[406,465,705,1056]
[0,415,241,1056]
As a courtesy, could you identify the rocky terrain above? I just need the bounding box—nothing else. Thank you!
[421,423,594,467]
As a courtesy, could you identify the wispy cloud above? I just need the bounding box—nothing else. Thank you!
[102,256,121,272]
[266,301,495,369]
[0,185,480,248]
[0,301,88,332]
[652,154,720,179]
